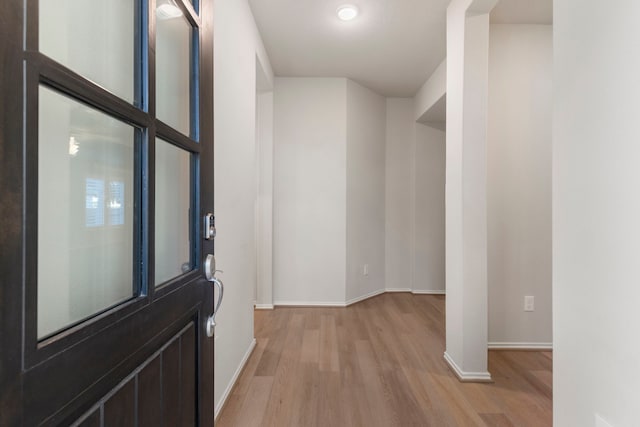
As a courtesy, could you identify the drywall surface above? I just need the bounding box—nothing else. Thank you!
[213,0,273,415]
[385,98,415,291]
[413,124,446,293]
[414,59,447,122]
[445,0,470,371]
[445,0,491,379]
[256,90,274,308]
[461,11,490,376]
[273,77,347,305]
[554,0,640,425]
[345,80,386,302]
[487,24,552,347]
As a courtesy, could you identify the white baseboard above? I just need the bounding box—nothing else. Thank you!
[412,290,446,295]
[214,338,257,421]
[346,289,386,306]
[488,342,553,350]
[273,301,346,307]
[273,289,446,308]
[443,351,492,383]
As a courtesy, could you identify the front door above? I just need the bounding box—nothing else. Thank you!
[0,0,215,425]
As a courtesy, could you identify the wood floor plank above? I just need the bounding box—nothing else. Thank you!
[300,329,319,365]
[319,314,339,373]
[259,313,305,426]
[315,372,344,426]
[429,373,491,426]
[459,382,504,414]
[232,376,274,427]
[253,310,291,377]
[215,392,245,427]
[232,338,269,397]
[354,339,397,427]
[480,413,516,427]
[531,370,553,394]
[216,293,552,427]
[287,361,320,427]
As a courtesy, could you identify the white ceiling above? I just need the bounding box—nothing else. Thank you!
[248,0,449,97]
[248,0,552,98]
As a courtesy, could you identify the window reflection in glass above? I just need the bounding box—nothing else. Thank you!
[155,139,192,285]
[38,86,135,339]
[156,12,192,135]
[40,0,135,102]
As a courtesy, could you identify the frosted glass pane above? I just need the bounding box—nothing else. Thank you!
[38,86,135,339]
[155,139,191,286]
[40,0,135,103]
[156,13,191,135]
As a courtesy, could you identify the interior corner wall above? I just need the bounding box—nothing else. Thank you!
[554,0,640,425]
[384,98,415,291]
[487,24,552,347]
[345,80,386,303]
[212,0,273,416]
[272,77,347,305]
[413,124,446,293]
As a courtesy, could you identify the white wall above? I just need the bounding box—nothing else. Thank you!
[414,59,446,122]
[385,98,415,291]
[345,80,387,303]
[554,0,640,425]
[273,78,347,305]
[255,89,274,309]
[487,24,552,348]
[445,0,495,380]
[255,56,274,309]
[444,0,468,373]
[413,124,446,293]
[213,0,273,416]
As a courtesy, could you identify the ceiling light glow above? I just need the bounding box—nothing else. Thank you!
[337,4,359,21]
[157,1,183,20]
[68,136,79,157]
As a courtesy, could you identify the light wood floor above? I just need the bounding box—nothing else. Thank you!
[216,293,552,426]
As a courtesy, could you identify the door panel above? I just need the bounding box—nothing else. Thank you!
[71,322,197,427]
[0,0,215,425]
[22,290,206,425]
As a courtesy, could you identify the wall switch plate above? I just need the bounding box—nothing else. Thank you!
[363,264,369,276]
[524,296,535,312]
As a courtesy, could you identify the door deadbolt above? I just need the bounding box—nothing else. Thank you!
[204,213,216,240]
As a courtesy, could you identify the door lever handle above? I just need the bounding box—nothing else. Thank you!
[206,276,223,338]
[211,276,224,320]
[205,255,224,338]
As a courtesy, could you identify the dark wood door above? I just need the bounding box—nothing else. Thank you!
[0,0,215,425]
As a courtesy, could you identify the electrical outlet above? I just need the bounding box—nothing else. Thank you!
[363,264,369,276]
[524,296,535,312]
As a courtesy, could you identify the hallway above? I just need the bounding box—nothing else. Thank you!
[216,293,552,426]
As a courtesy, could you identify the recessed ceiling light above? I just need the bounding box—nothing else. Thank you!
[337,4,359,21]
